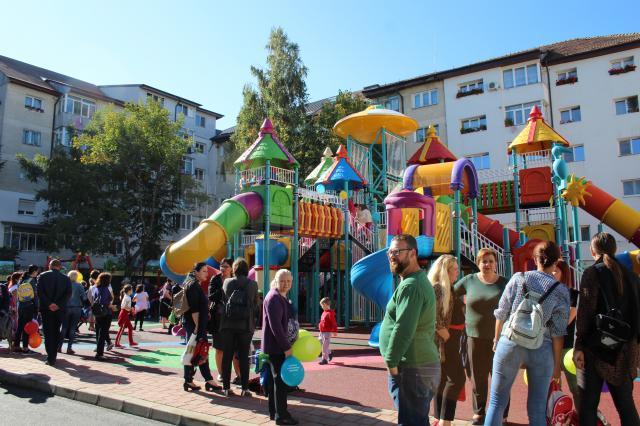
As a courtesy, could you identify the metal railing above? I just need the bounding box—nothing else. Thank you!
[521,207,556,226]
[460,221,512,277]
[239,165,296,187]
[297,188,342,205]
[297,237,315,258]
[241,233,259,248]
[347,213,376,253]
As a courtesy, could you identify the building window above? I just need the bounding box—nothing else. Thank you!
[24,96,43,111]
[23,130,42,147]
[615,96,639,115]
[177,104,189,117]
[457,80,484,98]
[64,95,96,118]
[383,97,400,112]
[194,168,205,181]
[181,157,194,175]
[191,217,203,230]
[623,179,640,196]
[114,241,125,255]
[609,56,636,75]
[413,90,438,108]
[146,93,165,106]
[563,145,585,163]
[3,226,46,252]
[619,137,640,156]
[194,142,206,154]
[505,101,542,126]
[556,68,578,85]
[18,199,36,215]
[415,125,439,142]
[196,115,206,127]
[460,116,487,134]
[468,153,491,170]
[560,106,581,124]
[54,128,73,147]
[503,64,539,89]
[179,214,192,230]
[568,225,591,242]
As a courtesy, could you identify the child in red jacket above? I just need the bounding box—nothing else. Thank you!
[318,297,338,365]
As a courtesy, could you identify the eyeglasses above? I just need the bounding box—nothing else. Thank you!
[387,248,412,257]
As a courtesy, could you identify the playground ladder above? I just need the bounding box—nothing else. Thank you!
[460,221,512,277]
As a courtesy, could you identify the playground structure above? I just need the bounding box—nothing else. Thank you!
[160,105,640,332]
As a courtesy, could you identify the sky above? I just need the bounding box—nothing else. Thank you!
[2,0,638,129]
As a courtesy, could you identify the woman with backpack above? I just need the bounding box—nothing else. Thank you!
[220,257,259,397]
[573,233,640,426]
[13,265,39,353]
[91,272,116,360]
[485,241,570,425]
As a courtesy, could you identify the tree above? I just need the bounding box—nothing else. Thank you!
[231,27,311,172]
[310,90,370,162]
[18,102,207,276]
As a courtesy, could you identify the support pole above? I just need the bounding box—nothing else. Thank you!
[336,239,342,326]
[291,166,300,311]
[343,181,351,330]
[314,240,320,325]
[512,151,521,234]
[263,160,271,296]
[571,205,582,269]
[453,189,462,270]
[503,228,512,277]
[471,197,479,256]
[598,222,604,234]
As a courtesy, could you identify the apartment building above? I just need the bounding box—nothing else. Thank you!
[363,34,640,253]
[0,55,228,267]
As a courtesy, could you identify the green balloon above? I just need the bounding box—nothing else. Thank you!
[298,329,311,339]
[291,335,321,362]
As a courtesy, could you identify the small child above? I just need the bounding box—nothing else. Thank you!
[318,297,338,365]
[115,284,138,348]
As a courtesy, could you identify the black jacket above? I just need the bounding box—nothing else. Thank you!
[37,269,72,312]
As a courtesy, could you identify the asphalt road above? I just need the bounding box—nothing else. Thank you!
[0,382,167,425]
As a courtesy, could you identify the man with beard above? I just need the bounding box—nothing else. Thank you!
[379,234,440,426]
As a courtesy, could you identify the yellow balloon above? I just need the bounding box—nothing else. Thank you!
[564,349,576,375]
[339,191,348,200]
[523,370,528,385]
[76,271,83,283]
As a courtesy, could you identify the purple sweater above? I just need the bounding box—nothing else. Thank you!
[262,289,291,355]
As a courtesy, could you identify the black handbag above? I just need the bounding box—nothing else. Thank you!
[91,291,109,319]
[594,270,632,352]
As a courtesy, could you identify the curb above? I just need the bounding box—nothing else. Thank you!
[0,369,239,425]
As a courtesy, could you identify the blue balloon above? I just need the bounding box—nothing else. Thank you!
[281,356,305,387]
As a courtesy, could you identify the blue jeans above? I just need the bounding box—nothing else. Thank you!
[388,362,440,426]
[485,336,553,426]
[60,307,82,350]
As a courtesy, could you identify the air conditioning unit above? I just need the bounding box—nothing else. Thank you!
[488,82,498,91]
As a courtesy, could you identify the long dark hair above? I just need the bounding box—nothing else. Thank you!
[591,232,624,295]
[96,272,112,288]
[20,265,39,282]
[533,240,561,268]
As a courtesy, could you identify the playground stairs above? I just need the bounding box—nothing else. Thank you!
[459,221,513,277]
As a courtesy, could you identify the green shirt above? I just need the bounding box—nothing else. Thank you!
[379,270,439,368]
[453,273,507,339]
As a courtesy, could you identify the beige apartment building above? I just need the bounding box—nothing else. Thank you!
[0,55,227,268]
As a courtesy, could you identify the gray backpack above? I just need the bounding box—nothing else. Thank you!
[502,273,561,349]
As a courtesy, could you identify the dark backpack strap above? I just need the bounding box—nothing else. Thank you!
[519,272,528,295]
[539,281,562,304]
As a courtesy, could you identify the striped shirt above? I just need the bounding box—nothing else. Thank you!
[494,271,570,338]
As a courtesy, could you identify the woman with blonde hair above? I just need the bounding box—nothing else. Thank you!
[428,255,464,426]
[262,268,298,424]
[454,248,509,424]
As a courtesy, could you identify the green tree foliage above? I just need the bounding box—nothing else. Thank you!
[18,102,206,275]
[310,90,369,161]
[231,27,310,172]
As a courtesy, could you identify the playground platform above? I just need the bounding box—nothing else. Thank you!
[0,323,636,425]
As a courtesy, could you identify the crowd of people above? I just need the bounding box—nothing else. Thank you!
[380,233,639,426]
[0,231,638,426]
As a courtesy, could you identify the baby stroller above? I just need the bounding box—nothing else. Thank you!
[0,310,15,352]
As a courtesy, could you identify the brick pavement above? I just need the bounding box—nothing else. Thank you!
[0,347,414,425]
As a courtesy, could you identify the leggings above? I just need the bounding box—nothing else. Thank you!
[578,353,639,426]
[134,309,146,330]
[434,328,466,421]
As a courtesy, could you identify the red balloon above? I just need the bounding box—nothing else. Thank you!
[28,333,42,348]
[24,320,39,335]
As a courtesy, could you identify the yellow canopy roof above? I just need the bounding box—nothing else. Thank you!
[508,106,570,154]
[333,105,418,144]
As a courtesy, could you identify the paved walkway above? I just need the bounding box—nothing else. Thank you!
[0,346,404,426]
